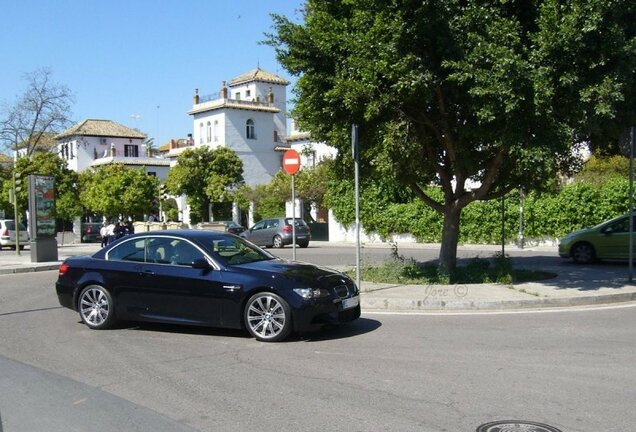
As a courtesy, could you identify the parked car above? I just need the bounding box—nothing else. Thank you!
[0,219,29,250]
[55,230,359,342]
[218,220,246,235]
[81,222,103,243]
[240,217,311,248]
[558,214,636,264]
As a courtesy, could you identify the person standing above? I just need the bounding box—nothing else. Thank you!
[99,223,108,247]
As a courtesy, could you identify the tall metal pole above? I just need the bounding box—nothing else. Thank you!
[13,172,20,256]
[352,124,361,291]
[518,188,524,249]
[629,126,634,282]
[291,174,296,261]
[501,190,505,257]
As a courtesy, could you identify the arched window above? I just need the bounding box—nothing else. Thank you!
[199,123,203,143]
[246,119,255,139]
[214,120,219,142]
[206,121,212,143]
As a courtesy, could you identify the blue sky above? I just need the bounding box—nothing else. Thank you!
[0,0,304,147]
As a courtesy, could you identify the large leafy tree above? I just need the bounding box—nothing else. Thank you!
[166,146,244,223]
[269,0,636,271]
[80,164,159,219]
[1,152,82,223]
[0,68,74,158]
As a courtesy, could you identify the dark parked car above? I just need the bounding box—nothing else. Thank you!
[240,217,311,248]
[56,230,359,342]
[219,220,246,235]
[81,222,103,243]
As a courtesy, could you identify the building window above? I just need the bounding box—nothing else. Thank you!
[206,121,212,143]
[124,145,139,157]
[236,92,241,100]
[199,123,203,143]
[246,89,251,98]
[214,120,219,142]
[147,172,156,177]
[273,130,279,142]
[246,119,255,139]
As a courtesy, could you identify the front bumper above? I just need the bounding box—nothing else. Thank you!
[292,296,361,332]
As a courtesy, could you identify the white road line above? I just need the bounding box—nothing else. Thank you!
[363,301,636,316]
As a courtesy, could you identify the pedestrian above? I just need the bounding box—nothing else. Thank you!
[113,221,124,240]
[99,223,108,247]
[125,220,135,235]
[105,220,116,244]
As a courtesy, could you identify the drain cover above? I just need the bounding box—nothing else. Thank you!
[476,420,563,432]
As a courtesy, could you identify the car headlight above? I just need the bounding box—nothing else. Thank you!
[293,288,330,299]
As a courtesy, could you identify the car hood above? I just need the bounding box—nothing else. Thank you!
[234,259,352,289]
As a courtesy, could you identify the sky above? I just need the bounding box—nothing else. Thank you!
[0,0,304,148]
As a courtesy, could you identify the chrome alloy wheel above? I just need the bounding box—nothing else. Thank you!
[246,294,289,341]
[80,286,111,328]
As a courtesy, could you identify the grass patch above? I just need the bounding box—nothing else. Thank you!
[351,250,556,285]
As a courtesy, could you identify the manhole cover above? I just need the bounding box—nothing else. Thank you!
[476,420,563,432]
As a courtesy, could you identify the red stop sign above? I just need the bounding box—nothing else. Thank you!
[282,149,301,175]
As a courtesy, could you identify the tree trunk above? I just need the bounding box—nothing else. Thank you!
[438,203,462,274]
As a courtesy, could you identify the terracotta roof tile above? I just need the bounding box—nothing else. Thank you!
[55,119,146,140]
[229,68,289,86]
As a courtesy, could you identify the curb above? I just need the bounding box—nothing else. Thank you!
[0,264,61,275]
[361,291,636,313]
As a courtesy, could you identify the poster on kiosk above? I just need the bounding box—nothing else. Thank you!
[28,174,58,262]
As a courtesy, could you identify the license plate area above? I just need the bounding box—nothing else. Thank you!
[342,295,359,310]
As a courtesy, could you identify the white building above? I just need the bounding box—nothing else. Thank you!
[183,68,289,187]
[55,119,171,179]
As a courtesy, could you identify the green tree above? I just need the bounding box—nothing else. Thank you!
[166,147,243,223]
[80,164,159,219]
[1,152,82,226]
[269,0,636,271]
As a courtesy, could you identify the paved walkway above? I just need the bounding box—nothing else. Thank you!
[2,241,635,312]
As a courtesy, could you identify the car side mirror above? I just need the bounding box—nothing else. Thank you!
[191,258,211,269]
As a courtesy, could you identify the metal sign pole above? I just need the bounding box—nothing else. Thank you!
[292,174,296,261]
[629,126,634,282]
[13,172,20,256]
[352,124,361,291]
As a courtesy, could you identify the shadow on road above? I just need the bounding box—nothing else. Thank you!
[111,318,382,343]
[297,318,382,342]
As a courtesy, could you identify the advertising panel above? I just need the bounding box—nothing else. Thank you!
[28,175,56,238]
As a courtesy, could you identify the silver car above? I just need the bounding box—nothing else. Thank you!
[0,219,29,250]
[240,217,311,248]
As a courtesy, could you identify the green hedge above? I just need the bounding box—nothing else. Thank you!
[328,177,631,244]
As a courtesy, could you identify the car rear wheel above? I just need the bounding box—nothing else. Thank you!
[298,241,309,248]
[78,285,116,329]
[244,292,292,342]
[571,242,595,264]
[273,235,284,248]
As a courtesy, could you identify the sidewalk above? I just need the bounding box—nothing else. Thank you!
[2,242,635,312]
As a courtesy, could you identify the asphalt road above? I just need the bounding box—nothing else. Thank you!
[1,270,635,432]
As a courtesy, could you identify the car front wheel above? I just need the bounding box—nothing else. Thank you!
[571,242,595,264]
[244,292,292,342]
[78,285,116,329]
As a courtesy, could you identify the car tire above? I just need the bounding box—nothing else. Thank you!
[244,292,292,342]
[78,285,116,330]
[298,241,309,248]
[273,235,284,248]
[571,242,595,264]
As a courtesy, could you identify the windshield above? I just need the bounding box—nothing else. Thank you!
[4,220,27,231]
[207,235,275,266]
[284,218,307,227]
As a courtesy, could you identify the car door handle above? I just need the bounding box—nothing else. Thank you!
[142,270,155,276]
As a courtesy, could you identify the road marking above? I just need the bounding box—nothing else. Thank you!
[363,301,636,316]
